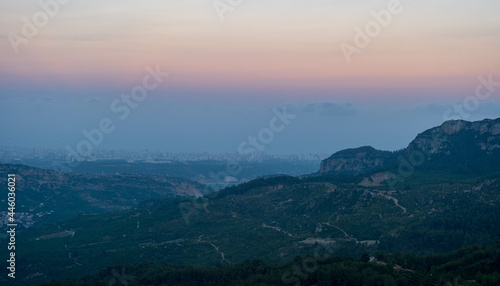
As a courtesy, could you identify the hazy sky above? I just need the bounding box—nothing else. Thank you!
[1,0,499,154]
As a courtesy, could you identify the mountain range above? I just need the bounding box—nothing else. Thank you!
[320,118,500,176]
[1,117,500,285]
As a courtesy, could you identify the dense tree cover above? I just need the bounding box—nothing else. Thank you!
[43,242,500,286]
[0,163,207,227]
[10,174,500,285]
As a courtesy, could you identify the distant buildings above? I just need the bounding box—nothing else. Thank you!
[0,146,327,163]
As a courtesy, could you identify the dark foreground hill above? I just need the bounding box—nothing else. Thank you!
[8,172,500,284]
[43,242,500,286]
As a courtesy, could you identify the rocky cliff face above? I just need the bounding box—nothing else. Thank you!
[320,118,500,175]
[407,118,500,156]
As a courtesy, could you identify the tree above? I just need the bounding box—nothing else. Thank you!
[360,252,370,263]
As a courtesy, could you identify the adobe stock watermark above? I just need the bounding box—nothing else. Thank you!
[7,0,71,54]
[51,65,169,173]
[179,106,296,224]
[211,106,297,189]
[386,74,498,190]
[282,240,334,285]
[213,0,244,21]
[108,267,135,286]
[443,74,499,121]
[386,130,448,191]
[339,0,412,63]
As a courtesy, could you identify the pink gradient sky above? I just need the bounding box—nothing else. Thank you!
[1,0,499,103]
[1,0,499,153]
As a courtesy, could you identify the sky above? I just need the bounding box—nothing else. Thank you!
[0,0,499,155]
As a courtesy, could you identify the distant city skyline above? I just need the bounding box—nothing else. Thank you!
[0,145,327,162]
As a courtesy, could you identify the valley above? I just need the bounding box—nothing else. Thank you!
[1,118,500,285]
